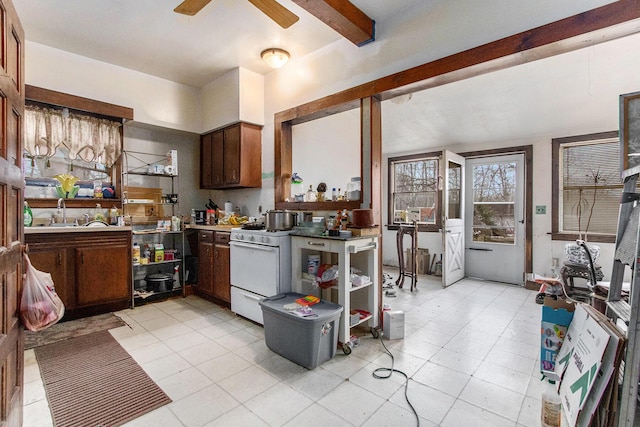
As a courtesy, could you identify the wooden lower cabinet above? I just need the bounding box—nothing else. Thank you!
[196,230,230,304]
[26,231,131,319]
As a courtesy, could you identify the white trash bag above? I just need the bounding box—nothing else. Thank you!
[20,254,65,331]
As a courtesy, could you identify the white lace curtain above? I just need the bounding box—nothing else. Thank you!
[24,104,122,167]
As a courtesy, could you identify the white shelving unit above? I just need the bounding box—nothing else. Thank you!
[291,234,379,354]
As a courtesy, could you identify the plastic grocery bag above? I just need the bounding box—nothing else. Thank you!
[20,254,65,331]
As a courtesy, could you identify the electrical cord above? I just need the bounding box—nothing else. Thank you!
[372,332,420,426]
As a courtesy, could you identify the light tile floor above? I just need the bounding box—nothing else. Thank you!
[24,269,553,427]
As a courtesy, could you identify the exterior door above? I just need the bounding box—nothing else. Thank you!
[442,150,465,287]
[0,0,24,425]
[465,154,525,285]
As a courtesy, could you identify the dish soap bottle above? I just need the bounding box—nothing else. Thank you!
[94,203,106,222]
[23,201,33,227]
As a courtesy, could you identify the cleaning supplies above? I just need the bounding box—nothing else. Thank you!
[23,201,33,227]
[541,378,562,427]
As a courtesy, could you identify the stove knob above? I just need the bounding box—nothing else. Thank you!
[235,233,243,240]
[262,236,270,244]
[248,235,255,241]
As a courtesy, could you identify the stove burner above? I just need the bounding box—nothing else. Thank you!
[242,223,265,230]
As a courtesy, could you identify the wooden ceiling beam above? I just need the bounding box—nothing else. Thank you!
[292,0,375,46]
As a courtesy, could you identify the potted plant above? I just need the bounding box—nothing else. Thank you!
[564,168,602,265]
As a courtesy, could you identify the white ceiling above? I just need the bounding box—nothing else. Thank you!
[14,0,639,155]
[14,0,424,88]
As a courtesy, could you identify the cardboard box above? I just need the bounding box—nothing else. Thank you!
[383,310,405,340]
[540,296,575,378]
[347,226,380,237]
[154,244,164,263]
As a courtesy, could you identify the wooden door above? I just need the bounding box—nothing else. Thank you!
[0,0,24,425]
[28,249,74,311]
[211,130,224,188]
[75,245,129,306]
[213,242,230,302]
[223,124,240,185]
[197,239,214,294]
[200,133,213,188]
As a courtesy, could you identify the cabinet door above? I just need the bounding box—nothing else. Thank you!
[211,129,224,188]
[223,124,241,185]
[29,248,74,310]
[213,243,230,302]
[76,245,130,306]
[198,241,215,294]
[201,133,213,188]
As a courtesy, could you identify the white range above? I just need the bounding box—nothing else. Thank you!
[229,227,292,325]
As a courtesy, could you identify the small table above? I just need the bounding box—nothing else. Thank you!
[396,223,418,291]
[560,261,604,289]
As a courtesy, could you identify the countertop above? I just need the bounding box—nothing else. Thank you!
[289,231,380,241]
[25,225,132,234]
[187,224,237,232]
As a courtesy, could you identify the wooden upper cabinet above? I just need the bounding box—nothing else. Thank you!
[200,133,213,188]
[211,129,224,187]
[200,122,262,189]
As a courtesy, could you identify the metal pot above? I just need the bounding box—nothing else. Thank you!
[265,210,298,231]
[145,273,174,292]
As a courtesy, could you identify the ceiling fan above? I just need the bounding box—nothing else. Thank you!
[174,0,299,29]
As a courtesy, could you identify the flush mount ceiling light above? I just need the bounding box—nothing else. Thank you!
[261,48,290,69]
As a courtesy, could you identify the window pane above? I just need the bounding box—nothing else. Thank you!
[473,202,515,244]
[391,158,438,224]
[473,163,516,202]
[447,161,461,219]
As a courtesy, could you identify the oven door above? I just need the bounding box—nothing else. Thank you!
[230,241,280,297]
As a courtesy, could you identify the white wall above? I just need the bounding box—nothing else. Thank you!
[25,42,202,133]
[22,0,624,279]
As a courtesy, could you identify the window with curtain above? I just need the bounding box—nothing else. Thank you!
[388,153,440,229]
[24,104,122,167]
[552,132,621,242]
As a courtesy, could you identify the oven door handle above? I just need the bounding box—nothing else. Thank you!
[230,241,277,252]
[241,292,262,302]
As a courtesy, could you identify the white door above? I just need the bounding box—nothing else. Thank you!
[442,150,465,287]
[464,154,525,285]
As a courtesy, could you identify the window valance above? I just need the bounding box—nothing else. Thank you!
[25,104,122,167]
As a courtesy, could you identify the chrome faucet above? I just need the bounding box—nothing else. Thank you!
[57,198,67,224]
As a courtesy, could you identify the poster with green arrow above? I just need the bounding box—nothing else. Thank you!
[558,314,610,426]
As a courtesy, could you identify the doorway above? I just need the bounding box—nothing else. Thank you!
[464,153,526,285]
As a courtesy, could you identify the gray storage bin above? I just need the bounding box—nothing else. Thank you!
[260,292,343,369]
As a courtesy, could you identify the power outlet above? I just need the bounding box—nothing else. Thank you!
[145,205,155,216]
[535,205,546,214]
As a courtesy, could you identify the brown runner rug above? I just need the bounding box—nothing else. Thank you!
[34,330,171,427]
[25,312,127,350]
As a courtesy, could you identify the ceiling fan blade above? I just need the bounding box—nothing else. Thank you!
[248,0,299,29]
[174,0,212,16]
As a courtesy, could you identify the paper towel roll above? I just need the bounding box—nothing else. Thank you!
[224,202,233,213]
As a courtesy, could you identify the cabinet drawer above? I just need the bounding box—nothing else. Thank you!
[199,230,214,243]
[215,232,230,245]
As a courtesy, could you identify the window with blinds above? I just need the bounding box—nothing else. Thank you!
[557,135,621,238]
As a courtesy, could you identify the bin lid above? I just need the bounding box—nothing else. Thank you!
[260,292,343,321]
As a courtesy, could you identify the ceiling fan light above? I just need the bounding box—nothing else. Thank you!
[261,48,290,69]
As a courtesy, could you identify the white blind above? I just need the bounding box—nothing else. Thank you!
[561,139,620,236]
